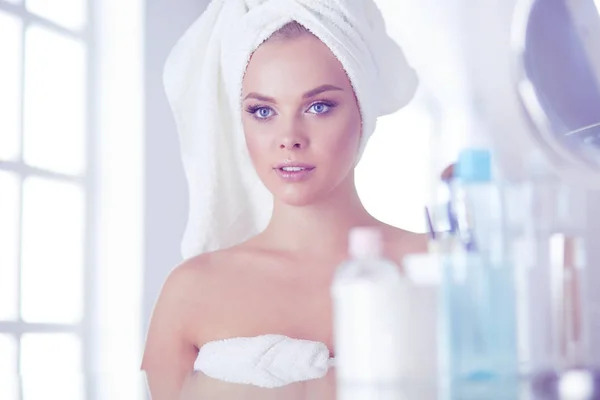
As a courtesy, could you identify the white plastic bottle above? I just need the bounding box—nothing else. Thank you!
[331,227,406,386]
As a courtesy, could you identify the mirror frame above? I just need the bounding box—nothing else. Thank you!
[511,0,600,189]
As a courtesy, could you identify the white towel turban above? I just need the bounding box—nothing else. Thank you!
[164,0,418,259]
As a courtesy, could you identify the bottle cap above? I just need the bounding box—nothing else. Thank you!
[348,227,383,259]
[456,148,492,183]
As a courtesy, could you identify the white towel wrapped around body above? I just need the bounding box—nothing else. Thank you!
[194,335,334,388]
[163,0,419,260]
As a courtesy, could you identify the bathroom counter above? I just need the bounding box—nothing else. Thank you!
[4,370,583,399]
[178,369,556,400]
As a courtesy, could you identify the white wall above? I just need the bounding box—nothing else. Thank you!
[93,0,145,398]
[143,0,211,336]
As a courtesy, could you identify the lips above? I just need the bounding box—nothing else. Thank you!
[273,162,316,171]
[280,166,312,172]
[273,162,316,182]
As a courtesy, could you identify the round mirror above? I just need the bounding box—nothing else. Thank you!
[513,0,600,186]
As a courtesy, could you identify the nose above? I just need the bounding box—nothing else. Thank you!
[278,122,308,150]
[279,136,307,150]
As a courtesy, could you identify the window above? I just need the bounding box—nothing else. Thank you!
[0,0,93,398]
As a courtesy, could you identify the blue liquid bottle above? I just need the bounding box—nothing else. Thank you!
[439,148,519,399]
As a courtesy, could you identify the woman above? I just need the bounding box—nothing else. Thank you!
[142,0,429,398]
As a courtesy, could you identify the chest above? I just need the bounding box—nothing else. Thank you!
[202,267,336,353]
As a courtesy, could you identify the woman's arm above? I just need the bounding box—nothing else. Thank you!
[142,264,202,399]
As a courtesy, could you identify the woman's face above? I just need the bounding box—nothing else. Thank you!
[241,34,362,207]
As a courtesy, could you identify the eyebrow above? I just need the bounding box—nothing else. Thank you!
[243,84,344,103]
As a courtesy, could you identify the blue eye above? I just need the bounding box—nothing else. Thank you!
[254,107,274,119]
[245,105,275,120]
[308,102,333,114]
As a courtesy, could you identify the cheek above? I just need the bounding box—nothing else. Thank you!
[317,111,361,163]
[242,119,266,160]
[242,123,280,177]
[244,137,266,167]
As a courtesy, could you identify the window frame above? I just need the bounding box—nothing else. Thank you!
[0,1,97,398]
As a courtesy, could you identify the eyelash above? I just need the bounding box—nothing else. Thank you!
[244,100,338,121]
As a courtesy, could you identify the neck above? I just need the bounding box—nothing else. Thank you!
[260,173,379,257]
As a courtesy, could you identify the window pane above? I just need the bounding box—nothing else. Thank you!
[0,11,23,162]
[0,335,18,398]
[21,177,84,324]
[26,0,87,31]
[0,171,20,321]
[23,25,87,176]
[0,334,17,372]
[20,333,84,400]
[21,375,85,400]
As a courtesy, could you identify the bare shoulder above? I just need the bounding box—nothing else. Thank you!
[159,253,217,310]
[161,245,259,337]
[162,249,238,312]
[379,223,429,260]
[143,254,213,351]
[166,244,251,284]
[175,245,256,283]
[167,252,219,290]
[397,229,429,253]
[142,246,266,399]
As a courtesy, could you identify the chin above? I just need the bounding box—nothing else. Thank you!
[272,186,327,207]
[276,192,318,207]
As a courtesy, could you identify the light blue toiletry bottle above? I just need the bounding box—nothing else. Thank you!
[439,148,519,399]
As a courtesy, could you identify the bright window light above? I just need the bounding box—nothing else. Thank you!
[0,171,20,321]
[0,11,22,162]
[23,25,87,176]
[20,176,84,324]
[27,0,87,31]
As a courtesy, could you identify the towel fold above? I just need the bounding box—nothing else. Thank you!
[164,0,418,259]
[194,335,334,388]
